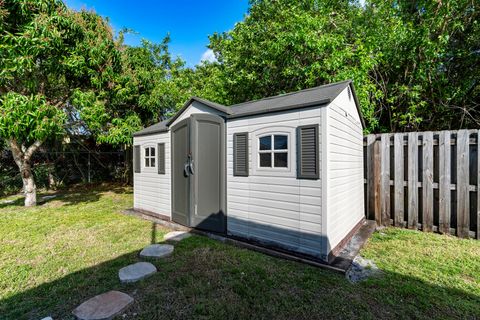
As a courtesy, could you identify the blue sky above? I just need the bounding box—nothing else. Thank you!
[65,0,249,67]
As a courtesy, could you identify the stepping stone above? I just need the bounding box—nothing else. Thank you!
[119,262,157,283]
[139,244,174,259]
[72,290,133,320]
[164,231,191,242]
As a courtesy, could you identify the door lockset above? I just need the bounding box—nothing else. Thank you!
[184,154,195,176]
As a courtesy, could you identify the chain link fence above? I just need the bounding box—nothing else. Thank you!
[1,145,131,196]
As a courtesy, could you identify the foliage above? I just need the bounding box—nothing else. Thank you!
[0,187,478,319]
[73,36,196,146]
[206,0,381,130]
[201,0,480,132]
[0,92,65,144]
[0,0,121,204]
[364,0,480,131]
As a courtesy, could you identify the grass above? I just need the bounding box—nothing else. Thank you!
[0,185,479,319]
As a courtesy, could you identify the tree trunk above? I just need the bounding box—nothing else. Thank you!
[22,163,37,207]
[8,139,43,207]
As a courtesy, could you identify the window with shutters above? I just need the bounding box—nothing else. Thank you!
[258,134,289,168]
[144,146,156,168]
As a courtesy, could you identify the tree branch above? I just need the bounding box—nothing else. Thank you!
[24,140,43,161]
[8,139,24,168]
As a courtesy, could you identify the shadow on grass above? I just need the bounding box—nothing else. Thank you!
[1,234,478,320]
[0,183,132,209]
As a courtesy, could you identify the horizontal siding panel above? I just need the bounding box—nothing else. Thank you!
[249,212,299,229]
[229,195,300,212]
[228,176,321,188]
[326,94,364,252]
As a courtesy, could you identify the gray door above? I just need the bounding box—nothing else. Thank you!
[190,114,226,233]
[171,118,190,226]
[171,114,226,234]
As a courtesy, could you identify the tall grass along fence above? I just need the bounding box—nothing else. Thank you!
[364,129,479,239]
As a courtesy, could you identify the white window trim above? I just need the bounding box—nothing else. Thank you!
[258,134,289,170]
[143,145,156,170]
[252,126,295,177]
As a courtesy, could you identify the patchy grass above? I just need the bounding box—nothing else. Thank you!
[0,185,478,319]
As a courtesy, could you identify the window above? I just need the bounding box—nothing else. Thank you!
[144,147,156,167]
[258,134,288,168]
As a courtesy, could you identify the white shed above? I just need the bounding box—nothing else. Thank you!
[133,80,365,262]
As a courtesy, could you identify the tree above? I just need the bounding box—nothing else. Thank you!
[0,0,120,206]
[364,0,480,131]
[203,0,479,132]
[73,36,193,147]
[206,0,381,130]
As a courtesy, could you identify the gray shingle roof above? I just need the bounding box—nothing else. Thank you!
[133,119,169,137]
[229,80,351,118]
[134,80,363,137]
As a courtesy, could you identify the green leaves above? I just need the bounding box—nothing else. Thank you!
[205,0,382,131]
[0,92,65,144]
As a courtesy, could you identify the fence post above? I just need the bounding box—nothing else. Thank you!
[373,139,381,225]
[456,130,470,238]
[477,130,480,239]
[422,132,434,232]
[393,133,405,226]
[407,132,419,229]
[88,152,91,183]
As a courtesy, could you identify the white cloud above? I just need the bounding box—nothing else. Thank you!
[200,49,217,63]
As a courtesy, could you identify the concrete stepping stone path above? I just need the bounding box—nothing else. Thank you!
[119,262,157,283]
[139,244,174,259]
[72,290,133,320]
[164,231,191,242]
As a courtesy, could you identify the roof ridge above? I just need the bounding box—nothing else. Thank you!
[229,79,351,108]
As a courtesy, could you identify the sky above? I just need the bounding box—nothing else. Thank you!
[65,0,249,67]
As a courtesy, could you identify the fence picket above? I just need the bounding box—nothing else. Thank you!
[439,131,451,234]
[381,134,390,226]
[366,135,376,220]
[373,140,381,225]
[456,130,470,238]
[422,132,434,232]
[364,129,477,240]
[407,132,419,229]
[394,134,404,226]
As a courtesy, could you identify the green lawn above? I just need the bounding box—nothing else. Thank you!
[0,185,478,319]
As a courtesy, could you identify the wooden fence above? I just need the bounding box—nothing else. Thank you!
[364,129,479,239]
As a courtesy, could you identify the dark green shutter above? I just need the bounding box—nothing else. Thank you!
[233,132,249,176]
[134,145,141,173]
[157,143,165,174]
[297,125,319,179]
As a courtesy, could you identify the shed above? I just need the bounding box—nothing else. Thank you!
[133,80,365,262]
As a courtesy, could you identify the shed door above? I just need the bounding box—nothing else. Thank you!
[171,114,226,234]
[171,118,190,226]
[190,114,226,233]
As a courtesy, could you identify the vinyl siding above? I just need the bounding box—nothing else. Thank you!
[133,131,171,217]
[325,86,364,252]
[226,107,323,258]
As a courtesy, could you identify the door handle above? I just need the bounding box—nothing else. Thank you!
[184,155,194,177]
[184,161,190,177]
[188,159,195,175]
